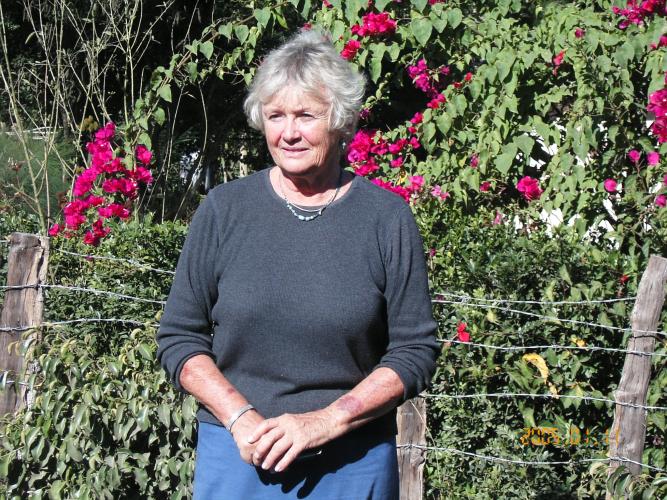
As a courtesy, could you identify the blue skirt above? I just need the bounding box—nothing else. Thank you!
[193,421,399,499]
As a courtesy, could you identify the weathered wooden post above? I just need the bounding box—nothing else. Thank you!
[397,397,427,500]
[607,255,667,494]
[0,232,49,415]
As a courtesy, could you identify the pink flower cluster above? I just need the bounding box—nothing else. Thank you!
[650,35,667,49]
[457,322,471,343]
[341,39,361,60]
[48,122,154,246]
[371,175,424,202]
[406,59,471,107]
[648,86,667,142]
[347,129,420,178]
[516,176,543,201]
[351,12,397,37]
[612,0,666,30]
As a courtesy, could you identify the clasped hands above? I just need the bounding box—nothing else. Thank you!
[230,408,339,473]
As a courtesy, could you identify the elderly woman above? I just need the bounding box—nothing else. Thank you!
[156,29,438,499]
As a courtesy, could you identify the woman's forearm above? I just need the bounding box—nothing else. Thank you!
[179,354,253,426]
[324,366,404,438]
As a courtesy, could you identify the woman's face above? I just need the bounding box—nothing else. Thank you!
[262,88,341,178]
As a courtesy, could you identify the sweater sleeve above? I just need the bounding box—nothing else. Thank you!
[375,204,439,401]
[156,195,220,393]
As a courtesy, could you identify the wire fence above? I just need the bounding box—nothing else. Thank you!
[1,243,666,481]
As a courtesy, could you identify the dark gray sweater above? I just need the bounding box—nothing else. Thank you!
[156,169,439,434]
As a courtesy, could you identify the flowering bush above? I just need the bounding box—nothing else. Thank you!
[48,122,154,246]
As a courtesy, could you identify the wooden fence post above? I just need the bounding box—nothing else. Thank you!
[607,255,667,489]
[397,397,427,500]
[0,232,49,415]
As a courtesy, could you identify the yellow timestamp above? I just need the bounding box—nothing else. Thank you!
[519,426,619,447]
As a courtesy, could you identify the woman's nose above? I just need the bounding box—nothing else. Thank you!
[282,118,300,141]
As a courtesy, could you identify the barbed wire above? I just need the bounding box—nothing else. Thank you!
[398,444,608,466]
[54,249,175,275]
[433,298,667,338]
[0,318,159,332]
[0,283,166,305]
[434,291,637,306]
[398,444,666,472]
[440,339,667,358]
[422,392,667,411]
[0,371,29,387]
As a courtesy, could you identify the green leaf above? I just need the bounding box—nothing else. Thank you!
[199,41,214,60]
[49,480,66,500]
[447,8,463,29]
[436,113,452,134]
[253,7,272,28]
[234,25,249,44]
[158,84,172,103]
[375,0,392,10]
[614,41,635,68]
[430,10,447,32]
[411,0,428,11]
[411,18,433,46]
[137,343,152,361]
[494,144,517,175]
[66,438,83,462]
[514,135,534,156]
[218,23,233,39]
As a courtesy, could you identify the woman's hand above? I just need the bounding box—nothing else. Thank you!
[229,410,266,464]
[246,409,338,472]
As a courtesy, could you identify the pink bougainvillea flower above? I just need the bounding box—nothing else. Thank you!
[347,129,376,163]
[480,181,491,192]
[456,322,471,343]
[656,194,667,207]
[135,145,152,165]
[627,149,641,164]
[95,122,116,141]
[464,72,473,82]
[409,137,421,149]
[452,81,462,89]
[390,157,404,168]
[439,65,450,76]
[410,112,423,125]
[604,178,618,193]
[516,176,543,201]
[341,39,361,60]
[82,195,105,207]
[470,154,479,168]
[574,28,585,38]
[359,107,371,120]
[353,159,380,177]
[48,224,61,237]
[132,166,153,185]
[431,185,450,201]
[493,211,503,225]
[651,115,667,143]
[351,12,397,37]
[408,175,424,191]
[647,151,660,166]
[663,174,667,185]
[426,93,446,109]
[72,168,99,197]
[552,50,566,75]
[388,139,408,155]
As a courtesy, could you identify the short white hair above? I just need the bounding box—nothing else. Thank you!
[244,29,366,140]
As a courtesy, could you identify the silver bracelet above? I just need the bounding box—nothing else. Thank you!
[227,404,255,432]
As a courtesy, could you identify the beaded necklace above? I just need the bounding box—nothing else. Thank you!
[277,169,343,221]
